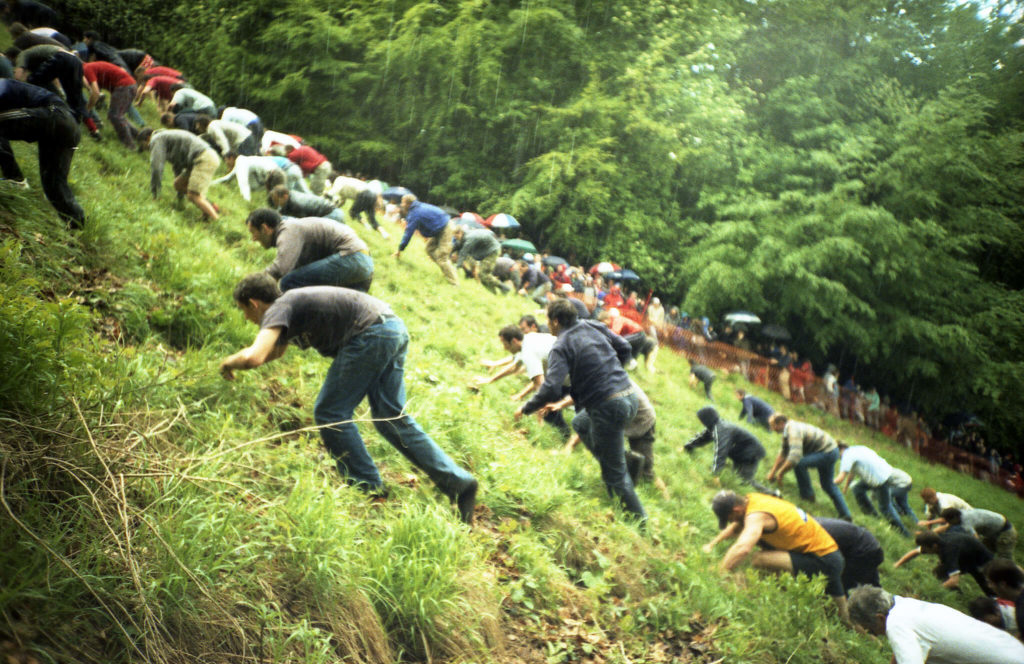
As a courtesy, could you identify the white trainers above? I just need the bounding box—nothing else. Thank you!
[378,227,390,239]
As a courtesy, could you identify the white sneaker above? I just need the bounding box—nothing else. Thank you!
[378,227,390,239]
[627,359,638,371]
[3,179,29,190]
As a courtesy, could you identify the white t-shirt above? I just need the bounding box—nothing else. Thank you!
[886,595,1024,664]
[518,332,556,380]
[839,445,894,487]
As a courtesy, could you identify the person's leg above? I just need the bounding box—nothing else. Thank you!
[995,526,1017,561]
[186,150,220,219]
[237,134,258,156]
[37,108,85,227]
[543,408,571,438]
[792,459,816,502]
[325,208,347,223]
[582,393,646,521]
[627,426,655,481]
[734,460,776,495]
[873,483,909,535]
[278,252,373,292]
[107,85,137,149]
[704,378,714,401]
[286,165,311,194]
[812,449,851,518]
[890,486,919,522]
[363,318,475,499]
[426,223,458,285]
[313,343,384,490]
[351,189,380,230]
[0,136,26,182]
[571,409,595,452]
[477,253,501,292]
[530,282,551,306]
[851,481,878,515]
[309,161,331,195]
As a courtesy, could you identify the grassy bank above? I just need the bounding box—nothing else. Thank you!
[1,103,1020,664]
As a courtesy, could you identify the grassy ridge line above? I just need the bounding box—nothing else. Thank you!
[0,104,1018,664]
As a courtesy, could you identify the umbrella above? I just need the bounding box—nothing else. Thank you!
[543,255,569,268]
[501,238,537,254]
[440,205,459,217]
[486,213,520,229]
[724,311,762,325]
[382,186,413,203]
[460,211,485,226]
[589,261,620,275]
[454,216,484,230]
[605,269,641,282]
[760,324,791,341]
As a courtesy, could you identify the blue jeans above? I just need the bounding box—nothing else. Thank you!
[890,484,919,522]
[279,252,373,292]
[313,316,474,496]
[326,208,346,223]
[793,449,851,518]
[852,481,910,536]
[571,392,646,521]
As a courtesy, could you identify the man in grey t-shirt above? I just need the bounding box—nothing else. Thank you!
[246,208,373,292]
[219,273,478,523]
[454,226,502,292]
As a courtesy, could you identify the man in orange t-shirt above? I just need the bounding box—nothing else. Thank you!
[704,490,849,622]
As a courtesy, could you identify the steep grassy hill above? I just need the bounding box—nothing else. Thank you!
[1,103,1020,664]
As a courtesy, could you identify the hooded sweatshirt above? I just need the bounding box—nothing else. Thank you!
[684,406,766,475]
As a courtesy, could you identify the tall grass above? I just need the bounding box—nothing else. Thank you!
[0,91,1019,664]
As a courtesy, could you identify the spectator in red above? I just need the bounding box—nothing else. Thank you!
[603,283,625,309]
[284,143,332,196]
[788,352,812,403]
[598,308,658,373]
[83,60,140,149]
[551,264,572,288]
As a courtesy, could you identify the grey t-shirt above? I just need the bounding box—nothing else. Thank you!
[623,380,656,439]
[260,287,391,357]
[457,229,500,262]
[960,508,1008,538]
[266,217,368,279]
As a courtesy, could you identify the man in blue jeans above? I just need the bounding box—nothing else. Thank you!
[219,273,478,523]
[246,208,374,292]
[766,414,852,520]
[515,298,645,523]
[833,441,916,536]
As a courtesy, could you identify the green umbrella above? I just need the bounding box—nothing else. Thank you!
[501,238,537,254]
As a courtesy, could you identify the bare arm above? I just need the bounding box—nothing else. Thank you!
[511,374,543,402]
[941,572,961,590]
[892,547,921,569]
[703,521,742,553]
[721,512,770,572]
[219,327,285,380]
[765,453,786,481]
[834,471,852,492]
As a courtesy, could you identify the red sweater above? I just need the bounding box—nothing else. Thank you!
[83,61,135,90]
[287,146,327,174]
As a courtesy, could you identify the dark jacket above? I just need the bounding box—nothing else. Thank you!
[684,406,766,475]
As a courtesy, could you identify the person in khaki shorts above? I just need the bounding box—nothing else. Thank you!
[140,128,221,220]
[394,194,457,286]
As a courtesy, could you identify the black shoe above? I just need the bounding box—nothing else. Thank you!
[455,479,478,525]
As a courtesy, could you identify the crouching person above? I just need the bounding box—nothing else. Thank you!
[219,273,478,523]
[140,127,220,220]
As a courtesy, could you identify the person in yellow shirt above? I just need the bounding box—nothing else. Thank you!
[704,490,849,623]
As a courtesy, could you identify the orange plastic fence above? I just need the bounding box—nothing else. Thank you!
[651,322,1024,499]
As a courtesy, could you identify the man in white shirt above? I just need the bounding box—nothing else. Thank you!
[476,325,567,437]
[848,586,1024,664]
[920,487,972,522]
[834,442,916,536]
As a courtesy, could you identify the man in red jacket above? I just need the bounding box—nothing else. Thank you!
[83,60,139,149]
[284,144,332,195]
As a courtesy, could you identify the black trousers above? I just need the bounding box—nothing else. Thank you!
[0,105,85,227]
[351,188,380,229]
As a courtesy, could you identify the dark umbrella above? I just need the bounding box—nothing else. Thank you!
[543,255,569,268]
[605,269,641,282]
[501,238,537,254]
[382,186,414,203]
[760,324,792,341]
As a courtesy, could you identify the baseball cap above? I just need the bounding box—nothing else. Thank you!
[711,490,744,530]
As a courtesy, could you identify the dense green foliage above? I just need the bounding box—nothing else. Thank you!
[53,0,1024,448]
[2,93,1023,663]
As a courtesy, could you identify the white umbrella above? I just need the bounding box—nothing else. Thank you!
[724,311,762,325]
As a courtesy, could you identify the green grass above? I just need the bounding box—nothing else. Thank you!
[0,98,1020,664]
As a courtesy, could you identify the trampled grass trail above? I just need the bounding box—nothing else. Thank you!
[0,100,1019,664]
